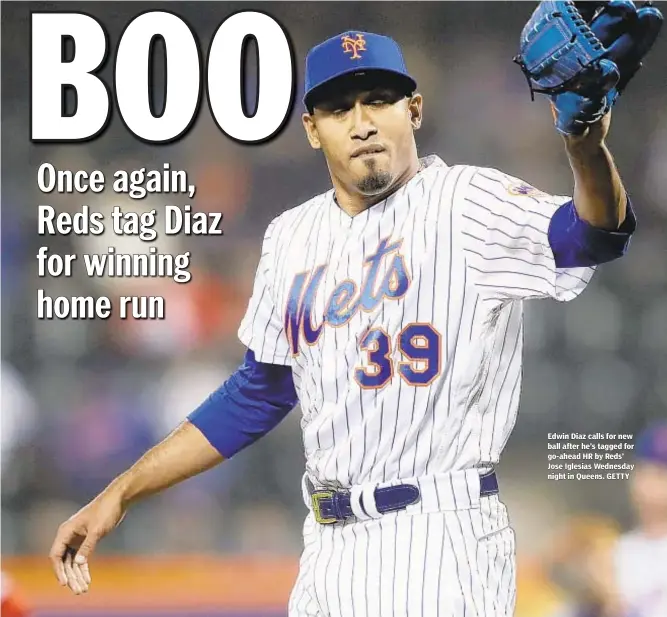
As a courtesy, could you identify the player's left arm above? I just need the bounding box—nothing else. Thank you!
[463,0,663,303]
[544,111,639,272]
[562,113,626,231]
[515,0,664,269]
[459,163,634,303]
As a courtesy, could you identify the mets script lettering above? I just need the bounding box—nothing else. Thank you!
[285,238,410,355]
[341,33,367,60]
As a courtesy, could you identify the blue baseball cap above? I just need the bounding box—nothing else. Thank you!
[635,422,667,466]
[303,31,417,108]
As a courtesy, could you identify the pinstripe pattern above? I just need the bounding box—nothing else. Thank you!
[291,504,515,617]
[238,157,595,617]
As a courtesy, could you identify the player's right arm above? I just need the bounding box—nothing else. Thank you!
[50,218,297,594]
[48,420,224,593]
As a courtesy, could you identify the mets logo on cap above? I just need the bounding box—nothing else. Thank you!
[341,33,366,59]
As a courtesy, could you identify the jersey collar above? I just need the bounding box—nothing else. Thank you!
[329,154,447,226]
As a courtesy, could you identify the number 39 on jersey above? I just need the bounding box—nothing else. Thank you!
[284,236,441,390]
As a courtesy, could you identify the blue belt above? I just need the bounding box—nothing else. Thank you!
[309,470,499,525]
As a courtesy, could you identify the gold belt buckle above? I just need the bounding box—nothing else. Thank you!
[311,490,337,524]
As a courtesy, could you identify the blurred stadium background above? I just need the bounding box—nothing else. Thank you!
[2,2,666,616]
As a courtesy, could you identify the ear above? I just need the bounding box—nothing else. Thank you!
[408,93,423,130]
[302,113,321,150]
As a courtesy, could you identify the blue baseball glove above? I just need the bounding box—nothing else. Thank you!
[514,1,663,135]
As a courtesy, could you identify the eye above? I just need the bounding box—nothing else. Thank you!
[366,92,396,107]
[325,101,351,116]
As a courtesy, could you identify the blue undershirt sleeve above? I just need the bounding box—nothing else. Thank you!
[187,349,298,459]
[548,196,637,268]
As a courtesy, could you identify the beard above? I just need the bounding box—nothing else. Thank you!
[355,159,393,195]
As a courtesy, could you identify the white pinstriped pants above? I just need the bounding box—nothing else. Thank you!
[289,471,517,617]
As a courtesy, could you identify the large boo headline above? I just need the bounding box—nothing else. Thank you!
[31,10,296,143]
[31,10,294,321]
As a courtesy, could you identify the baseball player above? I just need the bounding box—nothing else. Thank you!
[608,422,667,617]
[49,3,663,616]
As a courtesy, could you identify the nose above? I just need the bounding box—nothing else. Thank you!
[350,101,377,141]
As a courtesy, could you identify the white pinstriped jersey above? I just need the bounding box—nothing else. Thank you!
[239,155,595,488]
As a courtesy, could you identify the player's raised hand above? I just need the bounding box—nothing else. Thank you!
[49,492,126,595]
[515,0,663,136]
